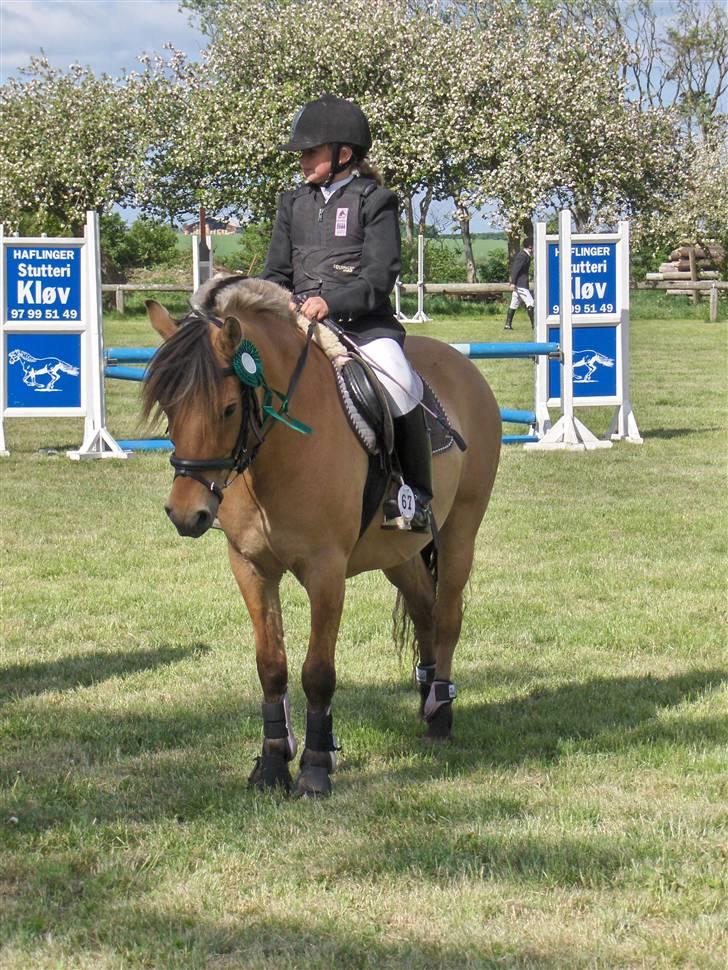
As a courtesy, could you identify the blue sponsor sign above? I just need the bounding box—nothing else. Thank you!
[6,332,82,408]
[548,241,617,317]
[5,245,82,322]
[548,325,617,400]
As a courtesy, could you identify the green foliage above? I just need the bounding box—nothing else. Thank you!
[400,238,467,283]
[100,214,179,281]
[478,248,509,283]
[217,222,273,275]
[126,216,179,269]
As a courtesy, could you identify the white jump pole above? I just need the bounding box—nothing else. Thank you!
[410,233,430,323]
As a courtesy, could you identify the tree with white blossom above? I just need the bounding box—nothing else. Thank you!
[0,58,138,234]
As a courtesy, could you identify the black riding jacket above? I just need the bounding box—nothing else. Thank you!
[261,176,404,344]
[509,248,532,288]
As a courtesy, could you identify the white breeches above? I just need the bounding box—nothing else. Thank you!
[509,286,534,310]
[359,337,423,417]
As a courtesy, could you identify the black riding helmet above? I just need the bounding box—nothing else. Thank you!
[280,94,372,185]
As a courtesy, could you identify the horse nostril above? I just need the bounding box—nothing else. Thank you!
[196,509,212,531]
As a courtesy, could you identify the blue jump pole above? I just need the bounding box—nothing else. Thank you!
[104,340,560,449]
[105,347,157,364]
[105,365,147,382]
[500,407,536,426]
[450,341,560,360]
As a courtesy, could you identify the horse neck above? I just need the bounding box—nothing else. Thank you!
[234,312,305,390]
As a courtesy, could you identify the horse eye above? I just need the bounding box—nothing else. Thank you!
[223,402,238,419]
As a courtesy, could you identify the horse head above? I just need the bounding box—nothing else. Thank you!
[143,276,302,538]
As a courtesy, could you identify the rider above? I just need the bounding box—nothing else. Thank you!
[261,94,432,533]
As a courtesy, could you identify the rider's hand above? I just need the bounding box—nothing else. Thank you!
[299,296,330,321]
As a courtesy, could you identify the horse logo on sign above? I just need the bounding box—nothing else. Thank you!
[572,349,614,384]
[7,348,80,392]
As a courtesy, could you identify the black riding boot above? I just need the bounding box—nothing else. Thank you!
[527,305,534,329]
[382,407,433,533]
[504,308,515,330]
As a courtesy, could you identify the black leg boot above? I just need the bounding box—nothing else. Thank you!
[382,407,433,533]
[504,308,515,330]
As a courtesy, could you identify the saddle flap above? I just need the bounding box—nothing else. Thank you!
[340,357,394,455]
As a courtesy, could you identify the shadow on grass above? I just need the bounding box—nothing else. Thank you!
[641,426,722,440]
[1,901,600,970]
[0,644,210,701]
[2,667,724,834]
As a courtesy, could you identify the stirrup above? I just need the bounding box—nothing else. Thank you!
[381,494,431,533]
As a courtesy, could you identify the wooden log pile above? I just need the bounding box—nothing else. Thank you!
[642,242,725,320]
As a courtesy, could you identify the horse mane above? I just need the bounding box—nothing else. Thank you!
[141,277,300,441]
[141,316,226,441]
[197,274,297,332]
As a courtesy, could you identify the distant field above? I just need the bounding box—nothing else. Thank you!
[175,232,244,259]
[439,236,507,260]
[177,232,509,266]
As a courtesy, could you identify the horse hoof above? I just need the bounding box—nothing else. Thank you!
[247,753,293,793]
[424,702,454,742]
[293,765,332,799]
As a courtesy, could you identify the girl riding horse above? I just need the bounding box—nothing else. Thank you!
[262,95,432,533]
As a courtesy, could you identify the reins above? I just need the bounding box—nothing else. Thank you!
[169,314,316,503]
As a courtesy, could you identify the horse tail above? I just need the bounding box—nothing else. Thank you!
[60,362,80,376]
[392,539,439,666]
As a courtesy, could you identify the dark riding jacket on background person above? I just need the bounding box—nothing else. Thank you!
[261,175,406,346]
[509,247,532,288]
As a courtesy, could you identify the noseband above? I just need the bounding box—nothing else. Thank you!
[168,311,315,504]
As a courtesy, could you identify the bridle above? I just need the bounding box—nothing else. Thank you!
[168,310,315,504]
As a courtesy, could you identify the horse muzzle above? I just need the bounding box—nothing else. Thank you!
[165,501,216,538]
[164,477,221,538]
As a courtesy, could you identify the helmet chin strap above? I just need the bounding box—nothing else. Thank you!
[324,142,353,186]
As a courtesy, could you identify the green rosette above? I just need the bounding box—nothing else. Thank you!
[232,340,263,387]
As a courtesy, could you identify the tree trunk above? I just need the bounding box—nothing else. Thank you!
[403,194,415,249]
[417,186,433,236]
[455,204,477,284]
[573,205,590,231]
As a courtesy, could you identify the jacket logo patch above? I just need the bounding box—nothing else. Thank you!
[334,208,349,236]
[333,263,355,274]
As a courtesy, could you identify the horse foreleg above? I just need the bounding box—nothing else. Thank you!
[228,550,296,792]
[383,555,437,717]
[295,559,346,798]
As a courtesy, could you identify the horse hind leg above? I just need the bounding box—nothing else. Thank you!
[383,551,437,718]
[421,505,483,742]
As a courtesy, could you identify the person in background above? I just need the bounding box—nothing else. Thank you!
[261,94,432,533]
[505,237,534,330]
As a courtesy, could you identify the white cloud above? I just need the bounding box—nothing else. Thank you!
[0,0,205,79]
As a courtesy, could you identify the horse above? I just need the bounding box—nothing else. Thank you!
[7,348,79,391]
[143,275,501,797]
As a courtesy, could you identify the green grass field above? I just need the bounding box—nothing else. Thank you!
[1,300,726,968]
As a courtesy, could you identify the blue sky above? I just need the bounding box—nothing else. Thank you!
[1,0,204,79]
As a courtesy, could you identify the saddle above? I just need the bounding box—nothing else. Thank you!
[296,316,459,536]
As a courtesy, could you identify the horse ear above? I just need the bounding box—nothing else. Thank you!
[145,299,179,340]
[219,316,242,358]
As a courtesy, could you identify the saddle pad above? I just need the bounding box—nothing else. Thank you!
[422,379,455,456]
